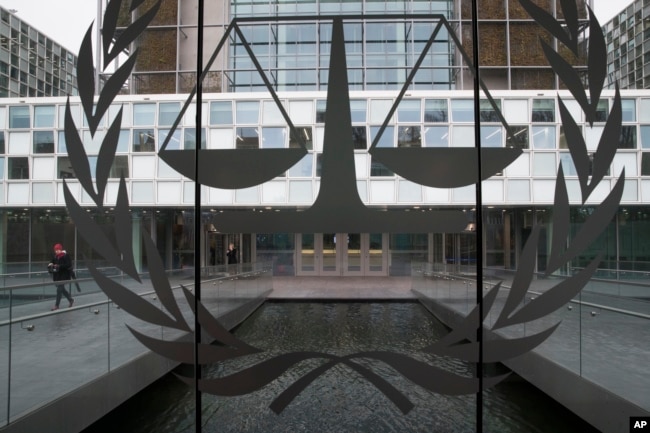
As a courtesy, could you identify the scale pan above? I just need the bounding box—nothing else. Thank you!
[159,148,307,189]
[369,147,522,188]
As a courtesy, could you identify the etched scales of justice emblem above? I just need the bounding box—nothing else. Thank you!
[157,15,521,233]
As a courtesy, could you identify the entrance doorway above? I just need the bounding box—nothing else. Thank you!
[296,233,388,276]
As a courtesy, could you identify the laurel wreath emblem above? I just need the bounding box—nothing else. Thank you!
[63,0,623,414]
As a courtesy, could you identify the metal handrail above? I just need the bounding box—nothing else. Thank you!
[415,268,650,321]
[0,265,273,327]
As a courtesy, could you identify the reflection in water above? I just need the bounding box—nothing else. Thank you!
[84,302,598,433]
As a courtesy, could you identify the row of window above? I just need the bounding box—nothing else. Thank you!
[2,97,643,130]
[3,151,650,181]
[2,121,650,156]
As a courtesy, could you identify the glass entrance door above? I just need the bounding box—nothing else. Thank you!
[297,233,387,276]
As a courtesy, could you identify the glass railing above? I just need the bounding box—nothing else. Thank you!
[411,263,650,413]
[0,262,273,428]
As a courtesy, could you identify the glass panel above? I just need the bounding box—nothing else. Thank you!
[480,126,502,147]
[621,99,636,121]
[450,99,474,122]
[288,154,313,177]
[236,127,259,149]
[397,126,422,147]
[300,234,315,272]
[347,233,361,272]
[34,105,55,127]
[397,99,421,122]
[261,127,286,148]
[480,99,501,122]
[133,129,156,152]
[322,233,337,272]
[641,125,650,148]
[368,233,383,271]
[506,125,529,149]
[350,99,367,122]
[370,125,394,148]
[158,102,180,126]
[315,100,326,123]
[641,153,650,175]
[159,130,181,150]
[133,103,156,126]
[619,125,637,148]
[424,99,448,122]
[9,105,30,128]
[262,100,284,124]
[210,101,233,125]
[33,131,54,153]
[236,101,259,124]
[531,126,556,149]
[350,126,367,150]
[0,131,4,153]
[424,126,449,147]
[184,128,206,150]
[8,156,28,179]
[289,127,313,150]
[451,126,474,147]
[532,99,555,122]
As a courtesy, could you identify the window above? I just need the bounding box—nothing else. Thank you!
[480,126,502,147]
[184,128,206,150]
[619,125,637,148]
[531,126,556,149]
[0,131,5,153]
[370,161,394,176]
[261,127,286,148]
[642,153,650,175]
[33,131,54,153]
[34,105,55,127]
[210,101,233,125]
[351,126,366,150]
[350,100,367,123]
[9,106,30,128]
[133,129,156,152]
[424,126,449,147]
[133,103,156,126]
[235,101,259,124]
[397,126,422,147]
[370,126,394,148]
[289,127,313,150]
[397,100,421,122]
[424,99,448,122]
[621,99,636,122]
[158,102,180,126]
[451,100,474,122]
[506,126,529,149]
[158,130,181,151]
[480,99,502,122]
[315,100,326,123]
[8,157,28,179]
[235,127,259,149]
[532,99,555,122]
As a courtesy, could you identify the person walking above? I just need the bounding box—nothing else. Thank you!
[226,243,238,265]
[48,243,74,310]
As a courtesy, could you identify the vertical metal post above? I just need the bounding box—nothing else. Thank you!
[95,0,103,95]
[194,0,205,432]
[470,0,484,432]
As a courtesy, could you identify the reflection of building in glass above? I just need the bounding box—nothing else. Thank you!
[113,0,589,94]
[0,6,79,97]
[602,0,650,89]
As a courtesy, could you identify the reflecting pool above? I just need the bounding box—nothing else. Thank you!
[83,302,599,433]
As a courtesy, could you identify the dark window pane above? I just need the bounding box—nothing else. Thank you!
[33,131,54,153]
[8,157,29,179]
[619,125,637,149]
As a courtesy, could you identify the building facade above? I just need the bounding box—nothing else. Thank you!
[603,0,650,89]
[1,90,649,276]
[0,6,79,98]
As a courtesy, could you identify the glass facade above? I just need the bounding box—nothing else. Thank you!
[0,7,78,97]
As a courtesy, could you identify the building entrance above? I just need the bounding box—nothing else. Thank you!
[296,233,388,276]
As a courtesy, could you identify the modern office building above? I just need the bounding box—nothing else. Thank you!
[3,0,649,278]
[602,0,650,90]
[114,0,590,94]
[0,6,79,98]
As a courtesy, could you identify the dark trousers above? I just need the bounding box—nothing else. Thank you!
[55,284,72,307]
